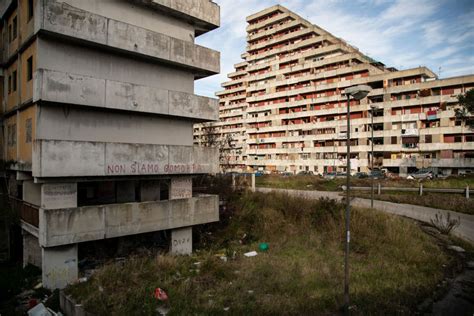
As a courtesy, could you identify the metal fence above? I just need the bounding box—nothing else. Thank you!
[348,184,471,199]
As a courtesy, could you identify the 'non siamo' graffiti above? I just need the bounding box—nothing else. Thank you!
[106,162,204,175]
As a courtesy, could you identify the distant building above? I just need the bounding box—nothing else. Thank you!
[1,0,220,289]
[194,5,474,176]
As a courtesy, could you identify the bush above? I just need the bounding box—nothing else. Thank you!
[430,212,461,235]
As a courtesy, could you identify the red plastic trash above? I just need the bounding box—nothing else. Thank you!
[154,288,169,301]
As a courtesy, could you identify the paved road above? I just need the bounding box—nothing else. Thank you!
[256,187,474,243]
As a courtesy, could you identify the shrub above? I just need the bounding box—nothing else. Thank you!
[430,212,461,235]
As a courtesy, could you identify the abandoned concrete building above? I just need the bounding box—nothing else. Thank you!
[194,5,474,176]
[0,0,220,289]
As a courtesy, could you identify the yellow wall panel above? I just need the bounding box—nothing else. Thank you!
[18,104,36,164]
[6,10,19,58]
[19,0,36,44]
[5,115,18,162]
[20,40,37,104]
[6,60,19,111]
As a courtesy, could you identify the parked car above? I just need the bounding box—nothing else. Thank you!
[353,172,368,178]
[323,172,336,180]
[255,171,264,177]
[335,172,347,179]
[279,171,293,176]
[369,169,385,179]
[407,169,434,180]
[297,171,314,176]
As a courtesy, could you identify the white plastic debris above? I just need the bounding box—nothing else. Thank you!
[244,251,258,257]
[27,303,52,316]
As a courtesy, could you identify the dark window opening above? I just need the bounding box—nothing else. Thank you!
[12,16,17,40]
[391,136,397,144]
[27,56,33,81]
[425,135,432,143]
[28,0,34,20]
[12,71,17,92]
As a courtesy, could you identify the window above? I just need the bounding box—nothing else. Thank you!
[28,0,34,21]
[12,16,17,40]
[12,71,17,92]
[391,136,397,144]
[25,118,32,143]
[8,75,12,94]
[27,57,33,81]
[425,135,432,143]
[8,24,12,42]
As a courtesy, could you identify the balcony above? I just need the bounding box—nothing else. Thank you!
[34,69,218,121]
[38,194,219,247]
[401,128,419,137]
[33,141,219,178]
[38,1,219,77]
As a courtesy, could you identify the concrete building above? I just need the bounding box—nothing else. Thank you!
[0,0,220,289]
[194,5,474,176]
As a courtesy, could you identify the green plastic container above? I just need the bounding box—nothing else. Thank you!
[259,242,269,252]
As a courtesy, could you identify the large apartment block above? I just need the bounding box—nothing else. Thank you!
[1,0,220,289]
[194,5,474,176]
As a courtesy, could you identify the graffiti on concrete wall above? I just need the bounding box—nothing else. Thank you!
[170,177,192,199]
[106,162,204,175]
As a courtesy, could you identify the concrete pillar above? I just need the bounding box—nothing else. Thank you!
[419,184,423,196]
[170,227,192,255]
[170,177,192,199]
[22,231,42,268]
[399,166,408,177]
[251,173,256,192]
[41,183,77,209]
[170,177,193,255]
[466,186,469,199]
[42,244,78,289]
[377,183,381,195]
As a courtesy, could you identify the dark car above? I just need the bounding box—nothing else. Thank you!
[297,171,314,176]
[353,172,368,178]
[369,169,385,179]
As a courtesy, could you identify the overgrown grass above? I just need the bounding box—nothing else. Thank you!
[256,174,474,191]
[352,191,474,215]
[67,192,448,315]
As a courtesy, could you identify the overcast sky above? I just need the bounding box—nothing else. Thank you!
[194,0,474,98]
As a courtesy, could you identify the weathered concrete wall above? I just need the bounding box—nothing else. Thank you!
[41,183,77,210]
[35,106,193,146]
[132,0,220,31]
[33,140,219,177]
[37,39,194,94]
[38,194,219,247]
[23,231,42,268]
[23,181,41,206]
[42,244,78,289]
[37,1,219,75]
[33,69,218,121]
[63,0,195,42]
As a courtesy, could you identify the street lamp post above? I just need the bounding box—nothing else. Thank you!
[343,85,371,315]
[370,105,377,209]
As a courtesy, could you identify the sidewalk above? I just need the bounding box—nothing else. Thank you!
[256,187,474,243]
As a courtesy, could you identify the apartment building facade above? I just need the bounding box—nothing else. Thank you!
[1,0,220,289]
[194,5,474,176]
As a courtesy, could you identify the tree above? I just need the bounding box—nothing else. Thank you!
[199,123,236,172]
[455,88,474,129]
